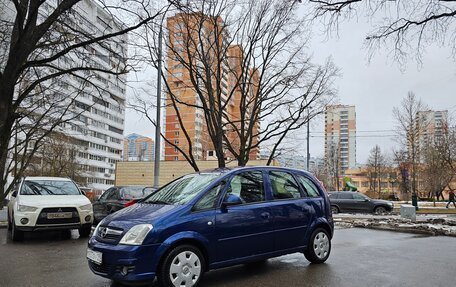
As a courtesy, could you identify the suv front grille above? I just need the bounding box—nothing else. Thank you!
[37,207,80,225]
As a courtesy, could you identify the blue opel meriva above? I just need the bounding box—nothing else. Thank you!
[87,166,334,286]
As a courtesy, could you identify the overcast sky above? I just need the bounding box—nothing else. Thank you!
[124,8,456,165]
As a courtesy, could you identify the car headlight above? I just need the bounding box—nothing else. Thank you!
[119,224,153,245]
[80,204,92,211]
[17,204,37,212]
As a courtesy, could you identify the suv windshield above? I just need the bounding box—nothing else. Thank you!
[143,173,222,205]
[21,180,81,195]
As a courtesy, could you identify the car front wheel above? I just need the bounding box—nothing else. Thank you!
[11,217,24,242]
[158,245,205,287]
[331,206,339,214]
[304,228,331,264]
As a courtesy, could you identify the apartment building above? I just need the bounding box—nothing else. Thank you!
[2,0,127,190]
[417,110,448,149]
[123,134,155,161]
[164,12,259,161]
[325,105,356,175]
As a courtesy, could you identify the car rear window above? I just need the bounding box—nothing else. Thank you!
[21,180,80,195]
[121,186,146,200]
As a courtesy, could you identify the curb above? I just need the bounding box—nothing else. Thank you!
[0,221,7,229]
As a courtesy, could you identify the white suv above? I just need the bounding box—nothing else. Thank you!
[7,177,93,241]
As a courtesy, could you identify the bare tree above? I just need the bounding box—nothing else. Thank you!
[307,0,456,65]
[132,0,337,170]
[366,145,388,197]
[0,0,167,206]
[392,92,428,197]
[325,141,340,191]
[22,132,87,183]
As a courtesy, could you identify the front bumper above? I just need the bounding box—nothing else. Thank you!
[14,207,93,231]
[87,236,161,282]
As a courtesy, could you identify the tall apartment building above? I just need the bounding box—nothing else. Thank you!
[123,134,155,161]
[416,110,448,159]
[164,13,259,161]
[2,0,127,190]
[325,105,356,175]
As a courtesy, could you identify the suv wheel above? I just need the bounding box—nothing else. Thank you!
[158,245,205,287]
[11,217,24,242]
[79,226,92,238]
[374,206,387,214]
[304,228,331,264]
[7,211,12,231]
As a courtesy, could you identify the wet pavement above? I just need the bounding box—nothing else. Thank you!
[0,228,455,287]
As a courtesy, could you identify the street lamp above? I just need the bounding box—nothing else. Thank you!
[153,25,163,189]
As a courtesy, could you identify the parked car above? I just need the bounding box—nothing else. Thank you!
[7,177,93,241]
[92,186,155,224]
[87,166,334,286]
[328,191,394,214]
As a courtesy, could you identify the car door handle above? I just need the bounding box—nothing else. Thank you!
[261,212,270,220]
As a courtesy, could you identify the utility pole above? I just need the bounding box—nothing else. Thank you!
[153,27,163,189]
[306,115,310,171]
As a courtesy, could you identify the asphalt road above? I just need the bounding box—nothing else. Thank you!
[0,228,455,287]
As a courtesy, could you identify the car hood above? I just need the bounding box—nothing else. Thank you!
[18,195,90,207]
[101,203,182,230]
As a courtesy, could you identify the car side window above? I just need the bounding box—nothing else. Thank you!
[353,193,366,200]
[296,175,321,198]
[193,181,226,211]
[226,171,264,204]
[99,188,114,201]
[329,193,338,199]
[269,171,302,199]
[106,189,120,200]
[338,193,353,200]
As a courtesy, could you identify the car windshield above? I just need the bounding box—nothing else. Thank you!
[143,173,222,205]
[121,186,146,200]
[20,180,80,195]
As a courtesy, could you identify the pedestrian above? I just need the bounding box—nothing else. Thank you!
[446,190,456,208]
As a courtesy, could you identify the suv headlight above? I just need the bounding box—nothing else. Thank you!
[80,204,92,211]
[17,205,37,212]
[119,224,153,245]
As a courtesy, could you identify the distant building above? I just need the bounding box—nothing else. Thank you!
[123,134,155,161]
[325,105,356,175]
[417,110,448,151]
[261,151,323,171]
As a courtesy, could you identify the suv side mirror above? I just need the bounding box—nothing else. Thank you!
[222,194,243,208]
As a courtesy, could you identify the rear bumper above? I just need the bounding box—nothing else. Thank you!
[87,237,161,282]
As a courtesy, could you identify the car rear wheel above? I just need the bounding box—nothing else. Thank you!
[374,206,387,214]
[304,228,331,264]
[331,206,339,214]
[158,245,205,287]
[11,217,24,242]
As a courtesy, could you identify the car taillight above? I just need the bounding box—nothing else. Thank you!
[124,200,137,207]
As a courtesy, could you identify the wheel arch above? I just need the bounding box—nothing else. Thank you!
[154,232,211,272]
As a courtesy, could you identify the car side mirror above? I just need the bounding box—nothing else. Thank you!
[222,194,243,208]
[364,199,369,202]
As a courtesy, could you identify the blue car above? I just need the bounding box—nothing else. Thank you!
[87,166,334,286]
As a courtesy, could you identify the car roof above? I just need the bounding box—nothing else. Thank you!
[24,176,73,181]
[196,166,314,177]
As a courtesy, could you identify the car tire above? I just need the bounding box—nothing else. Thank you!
[331,206,339,214]
[11,217,24,242]
[374,206,387,214]
[7,211,12,231]
[304,228,331,264]
[79,226,92,238]
[158,244,205,287]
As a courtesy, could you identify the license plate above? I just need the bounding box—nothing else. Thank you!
[87,248,102,265]
[47,212,73,219]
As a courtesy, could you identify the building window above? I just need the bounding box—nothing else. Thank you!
[175,131,179,136]
[174,156,179,161]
